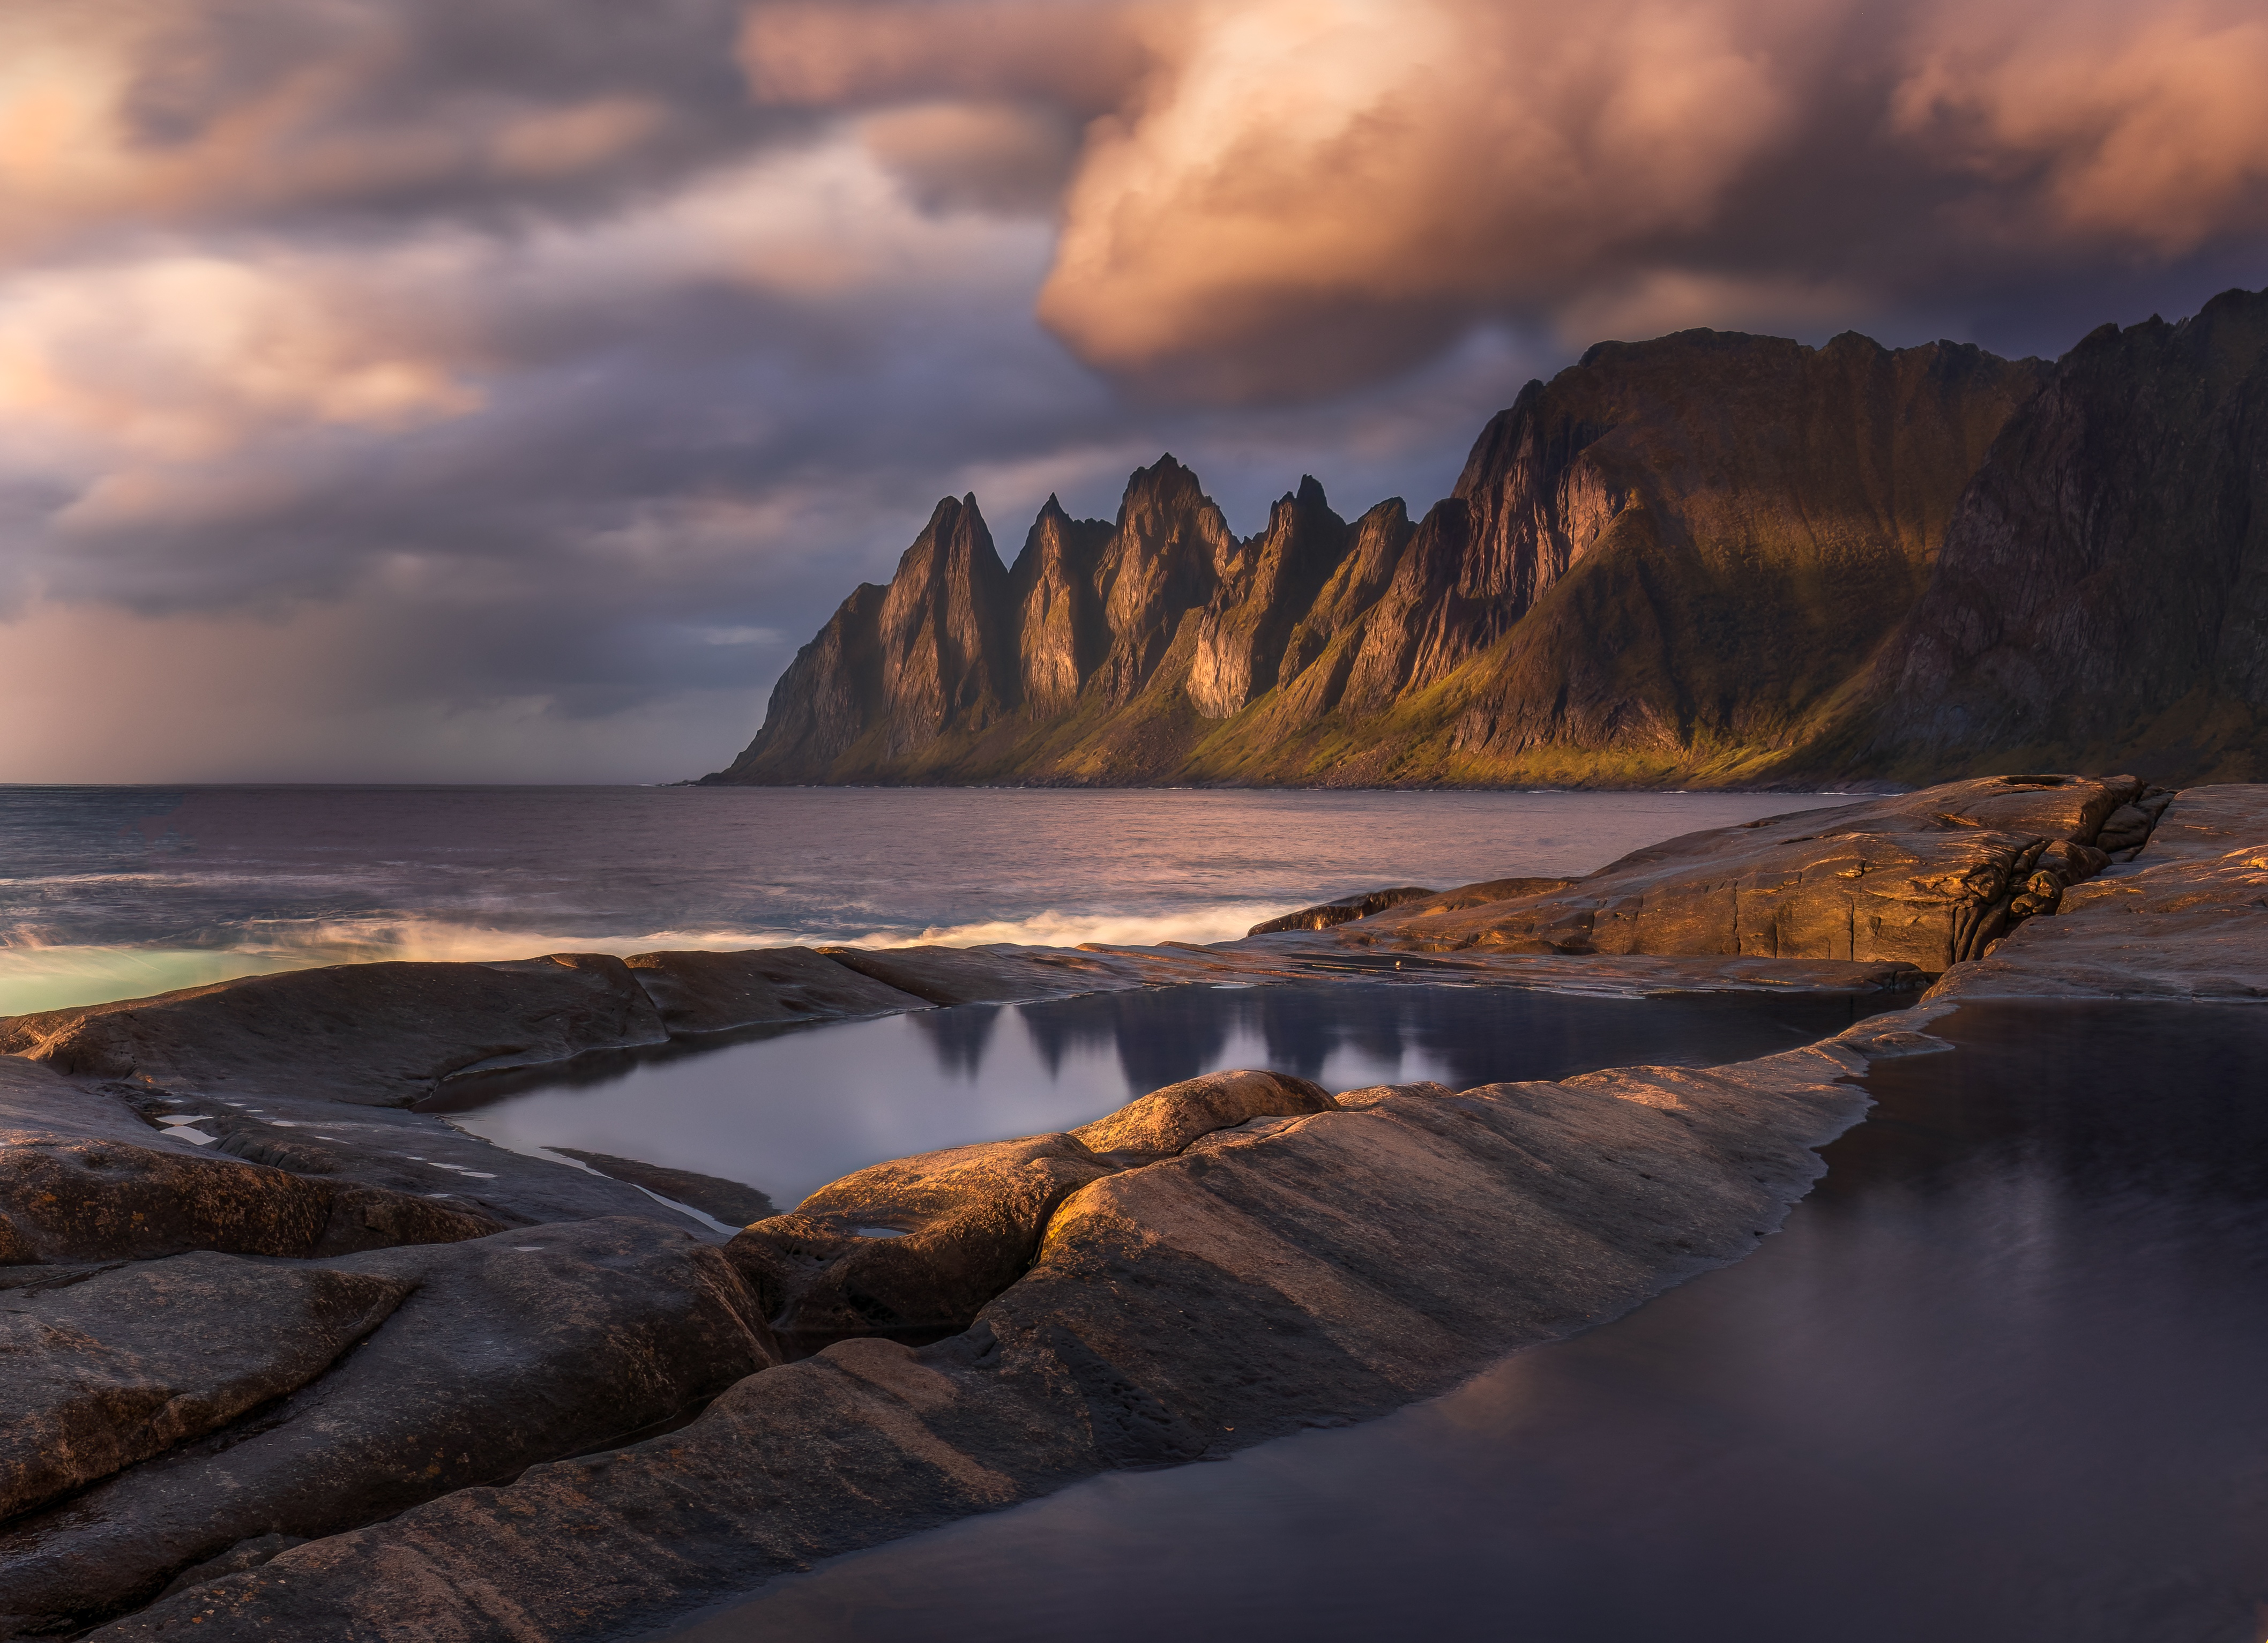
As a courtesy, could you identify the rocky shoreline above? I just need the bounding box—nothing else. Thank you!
[3,773,2260,1639]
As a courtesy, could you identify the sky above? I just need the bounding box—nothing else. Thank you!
[1,0,2264,783]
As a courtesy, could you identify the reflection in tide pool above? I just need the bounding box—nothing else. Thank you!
[666,1002,2268,1643]
[436,985,1896,1213]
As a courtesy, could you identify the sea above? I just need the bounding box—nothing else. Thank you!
[0,784,1856,1017]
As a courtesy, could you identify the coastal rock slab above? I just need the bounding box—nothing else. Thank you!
[1363,775,2145,967]
[0,1061,158,1148]
[1083,937,1928,996]
[146,1095,685,1230]
[0,1140,497,1266]
[0,1254,409,1521]
[623,948,928,1034]
[735,1134,1116,1348]
[550,1150,777,1226]
[0,1218,777,1637]
[820,944,1142,1007]
[1248,887,1438,935]
[0,954,669,1106]
[1248,879,1581,936]
[732,1071,1334,1348]
[1924,796,2268,1003]
[2114,783,2266,864]
[84,1047,1871,1643]
[1070,1068,1334,1154]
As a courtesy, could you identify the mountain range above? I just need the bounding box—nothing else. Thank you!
[704,286,2268,788]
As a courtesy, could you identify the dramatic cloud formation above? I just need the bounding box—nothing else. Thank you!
[753,0,2268,395]
[0,0,2263,778]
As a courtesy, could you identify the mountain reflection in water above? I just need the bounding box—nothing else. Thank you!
[663,1001,2268,1643]
[438,984,1899,1222]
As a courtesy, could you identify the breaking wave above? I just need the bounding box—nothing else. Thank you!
[890,904,1286,951]
[0,901,1294,1017]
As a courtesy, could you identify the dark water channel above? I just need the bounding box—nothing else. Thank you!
[662,1002,2268,1643]
[438,985,1898,1215]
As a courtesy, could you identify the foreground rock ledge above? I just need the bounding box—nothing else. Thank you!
[68,1047,1882,1642]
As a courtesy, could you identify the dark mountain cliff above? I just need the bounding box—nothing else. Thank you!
[705,289,2268,788]
[1848,288,2268,784]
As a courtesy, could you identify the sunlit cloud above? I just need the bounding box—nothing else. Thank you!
[1892,0,2268,253]
[740,0,2268,395]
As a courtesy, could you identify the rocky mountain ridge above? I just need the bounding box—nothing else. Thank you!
[705,287,2268,788]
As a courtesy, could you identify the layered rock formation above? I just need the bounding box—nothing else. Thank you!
[62,1048,1879,1643]
[707,287,2268,789]
[1345,773,2148,966]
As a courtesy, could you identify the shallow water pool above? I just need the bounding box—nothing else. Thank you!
[658,1001,2268,1643]
[434,984,1901,1213]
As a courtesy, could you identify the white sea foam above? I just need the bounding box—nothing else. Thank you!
[884,904,1288,951]
[0,902,1294,1015]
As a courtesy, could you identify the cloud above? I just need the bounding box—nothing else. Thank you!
[741,0,2268,397]
[0,253,482,464]
[741,1,1160,115]
[0,0,775,258]
[859,102,1082,215]
[1892,0,2268,255]
[1040,0,1811,395]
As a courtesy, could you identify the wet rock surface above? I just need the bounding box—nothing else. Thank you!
[551,1149,777,1226]
[1,1254,411,1522]
[0,1139,498,1265]
[1354,774,2154,967]
[1922,786,2268,1003]
[0,1218,776,1637]
[0,954,672,1106]
[83,1042,1874,1643]
[730,1072,1334,1351]
[624,947,928,1035]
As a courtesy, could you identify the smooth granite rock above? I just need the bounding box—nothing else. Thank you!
[820,944,1142,1007]
[0,1218,776,1637]
[2115,783,2265,863]
[1069,1067,1334,1154]
[0,1139,498,1266]
[0,954,669,1106]
[1922,786,2268,1003]
[0,1253,411,1521]
[729,1072,1334,1350]
[1359,775,2147,967]
[0,1059,158,1147]
[623,947,928,1035]
[138,1089,705,1231]
[1248,886,1438,935]
[79,1042,1874,1642]
[551,1150,777,1227]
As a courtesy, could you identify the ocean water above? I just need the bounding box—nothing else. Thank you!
[666,1002,2268,1643]
[434,985,1900,1216]
[0,785,1857,1016]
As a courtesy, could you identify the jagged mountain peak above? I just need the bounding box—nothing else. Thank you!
[706,292,2268,787]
